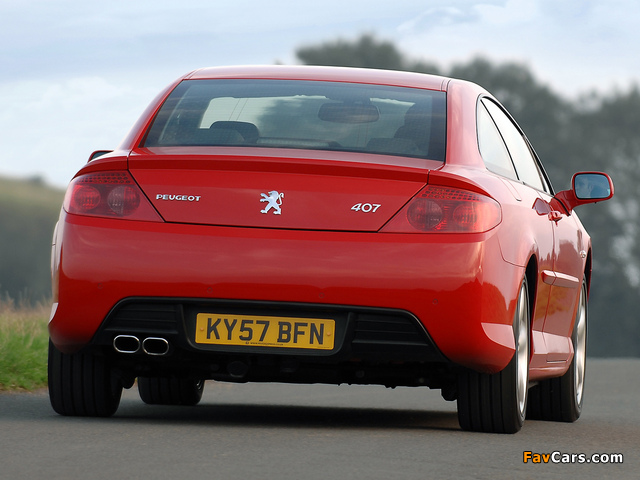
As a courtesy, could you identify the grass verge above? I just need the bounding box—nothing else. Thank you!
[0,299,49,392]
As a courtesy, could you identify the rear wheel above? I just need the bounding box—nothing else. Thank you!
[48,340,122,417]
[527,279,587,422]
[457,277,530,433]
[138,377,205,406]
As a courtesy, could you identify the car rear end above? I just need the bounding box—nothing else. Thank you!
[49,68,518,410]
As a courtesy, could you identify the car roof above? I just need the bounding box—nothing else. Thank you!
[184,65,452,91]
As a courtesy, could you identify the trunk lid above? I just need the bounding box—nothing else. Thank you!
[129,148,437,232]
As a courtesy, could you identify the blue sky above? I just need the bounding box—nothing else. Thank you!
[1,0,639,187]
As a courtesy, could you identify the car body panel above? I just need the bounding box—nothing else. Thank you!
[129,149,436,231]
[49,65,611,395]
[50,204,521,372]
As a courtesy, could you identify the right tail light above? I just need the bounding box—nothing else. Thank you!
[381,186,501,233]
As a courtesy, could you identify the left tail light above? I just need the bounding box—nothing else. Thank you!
[381,185,501,233]
[63,171,163,222]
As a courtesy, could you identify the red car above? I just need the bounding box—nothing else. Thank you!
[48,65,613,433]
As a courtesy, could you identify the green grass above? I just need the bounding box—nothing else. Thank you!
[0,299,50,391]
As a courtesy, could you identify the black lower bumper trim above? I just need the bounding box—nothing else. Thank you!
[91,297,452,387]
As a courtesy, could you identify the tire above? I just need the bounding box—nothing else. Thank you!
[457,277,530,433]
[527,280,587,422]
[48,340,123,417]
[138,377,205,406]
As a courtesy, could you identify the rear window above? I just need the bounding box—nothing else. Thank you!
[143,79,446,162]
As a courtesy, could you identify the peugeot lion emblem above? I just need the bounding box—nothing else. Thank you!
[260,190,284,215]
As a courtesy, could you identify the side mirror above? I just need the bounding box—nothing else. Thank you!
[573,172,613,200]
[552,172,614,214]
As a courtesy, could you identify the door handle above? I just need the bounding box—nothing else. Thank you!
[548,210,563,223]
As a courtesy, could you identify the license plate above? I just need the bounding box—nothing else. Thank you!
[195,314,335,350]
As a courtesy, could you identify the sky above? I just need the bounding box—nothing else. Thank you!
[1,0,639,188]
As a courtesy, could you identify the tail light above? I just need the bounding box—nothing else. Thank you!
[64,171,162,222]
[382,185,501,233]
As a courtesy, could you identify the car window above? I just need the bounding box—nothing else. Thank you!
[144,79,447,162]
[482,99,548,192]
[477,102,518,180]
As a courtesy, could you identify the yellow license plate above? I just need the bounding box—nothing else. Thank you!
[195,314,335,350]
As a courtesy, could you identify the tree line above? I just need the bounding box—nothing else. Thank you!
[0,176,63,306]
[297,35,640,356]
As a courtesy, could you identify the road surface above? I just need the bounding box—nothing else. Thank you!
[1,358,637,479]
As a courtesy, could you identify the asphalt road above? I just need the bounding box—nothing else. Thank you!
[1,358,637,480]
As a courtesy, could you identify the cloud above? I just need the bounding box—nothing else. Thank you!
[475,0,539,25]
[398,0,513,33]
[398,7,480,33]
[1,0,639,186]
[395,0,640,94]
[0,77,158,186]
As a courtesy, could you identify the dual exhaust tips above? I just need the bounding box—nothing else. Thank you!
[113,335,170,356]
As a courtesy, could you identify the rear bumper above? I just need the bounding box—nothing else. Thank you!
[50,211,523,373]
[88,297,452,387]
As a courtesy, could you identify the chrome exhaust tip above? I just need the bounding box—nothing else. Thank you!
[142,337,170,356]
[113,335,140,354]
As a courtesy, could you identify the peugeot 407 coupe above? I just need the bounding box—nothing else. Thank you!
[48,65,613,433]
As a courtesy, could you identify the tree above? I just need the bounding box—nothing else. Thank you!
[295,34,640,356]
[569,88,640,355]
[0,177,63,304]
[296,33,441,74]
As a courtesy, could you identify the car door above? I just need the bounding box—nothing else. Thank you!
[537,189,584,361]
[482,98,580,364]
